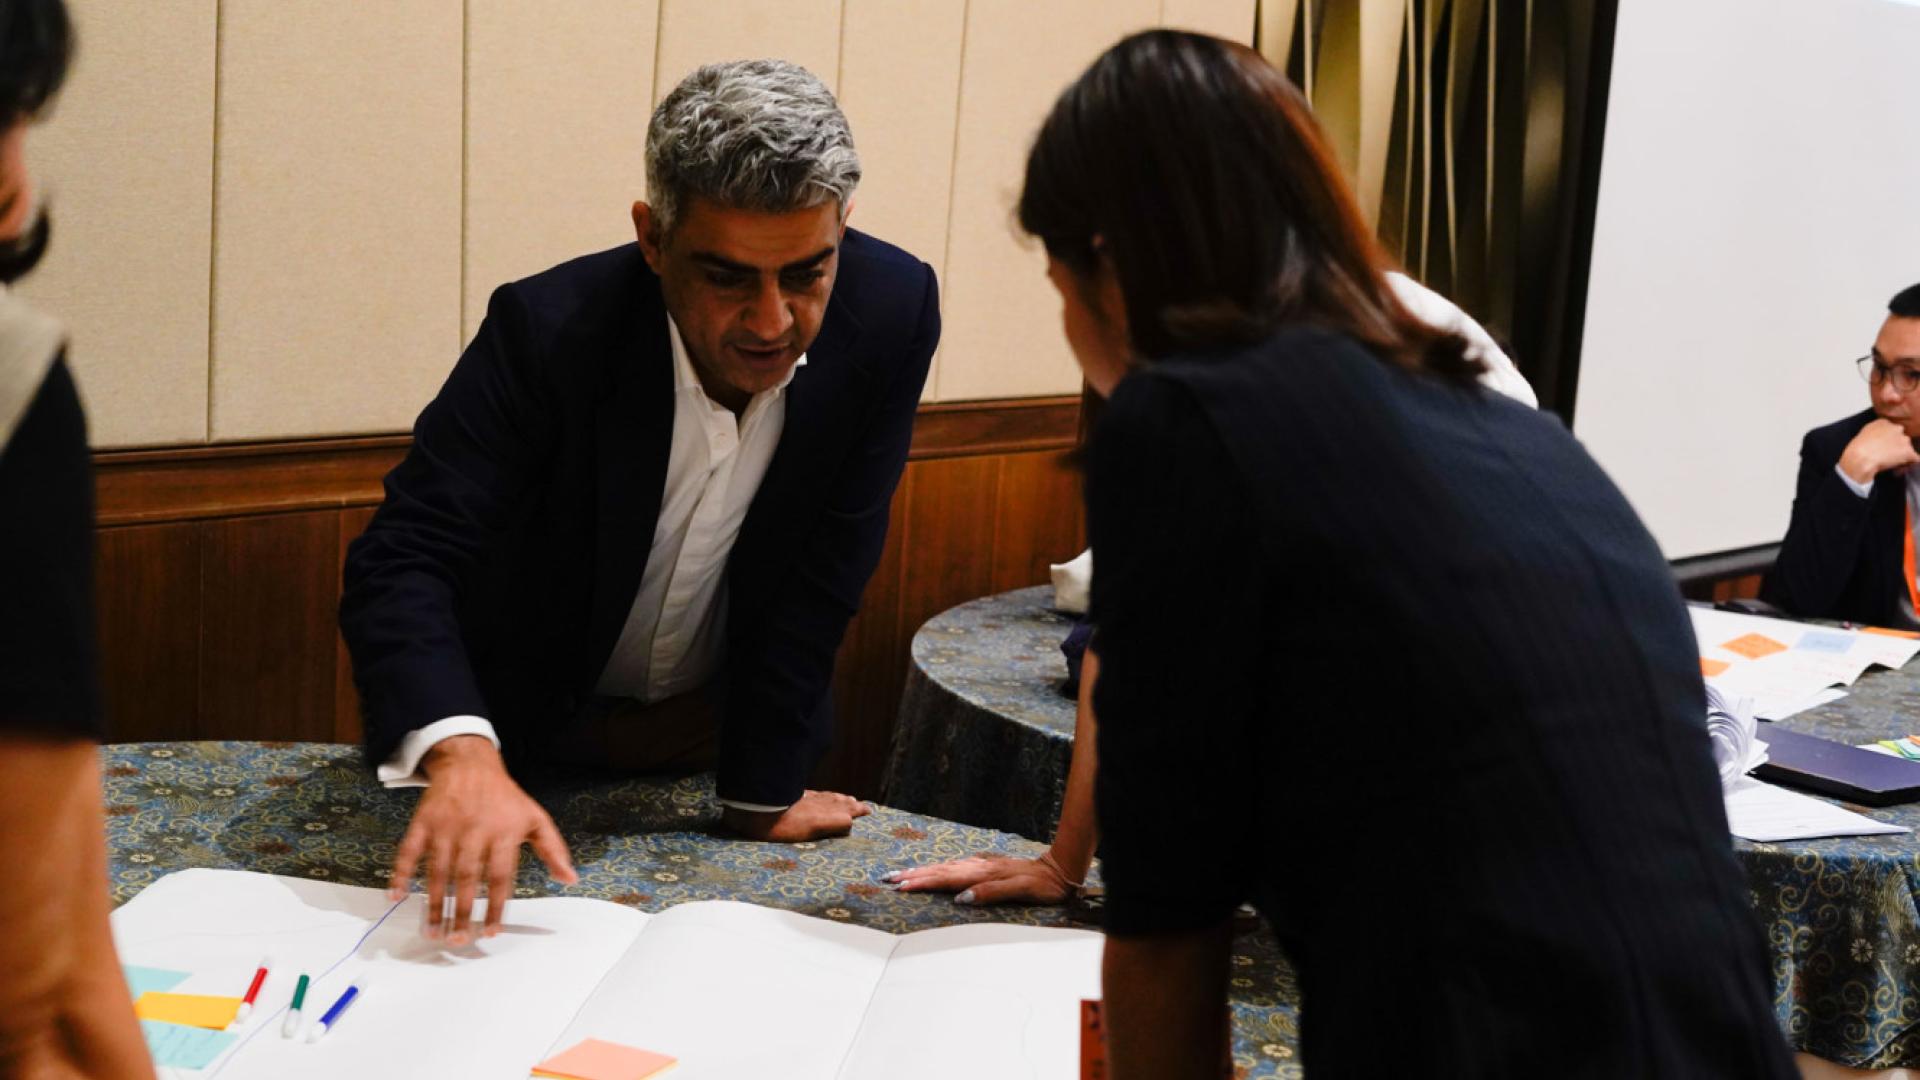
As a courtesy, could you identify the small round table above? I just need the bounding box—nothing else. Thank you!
[102,741,1306,1077]
[882,585,1078,843]
[882,587,1920,1069]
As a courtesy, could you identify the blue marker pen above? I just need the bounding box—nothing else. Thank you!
[305,976,368,1043]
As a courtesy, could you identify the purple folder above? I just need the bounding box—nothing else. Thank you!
[1752,726,1920,807]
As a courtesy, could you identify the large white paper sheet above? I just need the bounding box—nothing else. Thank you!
[838,924,1104,1080]
[547,901,898,1079]
[112,870,645,1079]
[1723,778,1908,842]
[113,870,1107,1080]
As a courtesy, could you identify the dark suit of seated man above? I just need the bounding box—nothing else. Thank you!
[1765,283,1920,628]
[339,59,939,946]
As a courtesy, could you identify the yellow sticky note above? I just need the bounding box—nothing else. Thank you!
[134,992,241,1031]
[1700,657,1730,677]
[1720,633,1787,660]
[533,1037,678,1080]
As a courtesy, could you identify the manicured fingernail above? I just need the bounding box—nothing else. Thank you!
[955,889,976,905]
[484,926,499,938]
[884,871,901,883]
[387,887,403,901]
[423,924,441,940]
[448,931,468,946]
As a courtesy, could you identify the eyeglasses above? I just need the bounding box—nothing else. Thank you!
[1857,355,1920,395]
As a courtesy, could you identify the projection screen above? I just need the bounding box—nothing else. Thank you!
[1574,0,1920,560]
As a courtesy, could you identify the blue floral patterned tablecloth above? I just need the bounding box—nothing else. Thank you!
[101,741,1303,1077]
[883,586,1078,842]
[882,586,1920,1069]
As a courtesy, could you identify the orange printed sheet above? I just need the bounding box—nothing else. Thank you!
[1863,626,1920,640]
[1700,658,1730,677]
[1720,633,1788,660]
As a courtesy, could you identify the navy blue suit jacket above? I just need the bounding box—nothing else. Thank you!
[1763,409,1915,628]
[340,229,939,806]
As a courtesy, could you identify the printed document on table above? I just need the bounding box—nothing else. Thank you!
[1723,778,1908,842]
[1755,687,1848,722]
[1689,607,1910,719]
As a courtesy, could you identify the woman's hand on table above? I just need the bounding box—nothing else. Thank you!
[886,852,1079,906]
[388,735,579,945]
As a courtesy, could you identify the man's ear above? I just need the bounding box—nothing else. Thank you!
[633,201,665,272]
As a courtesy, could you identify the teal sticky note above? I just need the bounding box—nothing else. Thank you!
[140,1019,236,1069]
[123,965,190,1000]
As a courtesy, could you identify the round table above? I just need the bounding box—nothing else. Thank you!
[882,585,1078,843]
[881,587,1920,1069]
[102,742,1305,1077]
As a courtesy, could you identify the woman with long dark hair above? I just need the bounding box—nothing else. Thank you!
[1020,30,1794,1078]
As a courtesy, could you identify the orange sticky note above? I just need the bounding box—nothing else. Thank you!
[532,1038,677,1080]
[1863,626,1920,640]
[1720,633,1787,660]
[133,992,241,1030]
[1700,657,1730,677]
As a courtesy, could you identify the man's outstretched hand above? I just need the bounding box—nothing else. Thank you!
[387,735,579,945]
[722,790,872,842]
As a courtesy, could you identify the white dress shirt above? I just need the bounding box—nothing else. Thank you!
[1385,271,1537,408]
[379,317,804,812]
[1836,464,1877,499]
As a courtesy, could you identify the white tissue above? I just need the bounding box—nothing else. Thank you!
[1049,548,1093,614]
[1705,684,1768,790]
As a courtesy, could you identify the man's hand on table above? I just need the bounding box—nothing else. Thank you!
[1839,417,1920,486]
[387,735,578,945]
[721,790,872,842]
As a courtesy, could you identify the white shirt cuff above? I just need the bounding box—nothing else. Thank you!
[377,716,501,788]
[719,799,793,814]
[1835,463,1875,499]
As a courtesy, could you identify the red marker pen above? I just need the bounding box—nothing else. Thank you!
[234,956,271,1022]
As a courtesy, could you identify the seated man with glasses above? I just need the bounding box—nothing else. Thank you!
[1765,283,1920,626]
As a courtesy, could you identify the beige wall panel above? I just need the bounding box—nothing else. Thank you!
[837,0,965,401]
[465,1,660,346]
[210,3,461,442]
[17,0,214,447]
[935,0,1160,401]
[837,0,963,270]
[654,0,843,98]
[1160,0,1256,44]
[1258,0,1303,69]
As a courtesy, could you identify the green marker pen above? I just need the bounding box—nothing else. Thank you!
[281,973,310,1039]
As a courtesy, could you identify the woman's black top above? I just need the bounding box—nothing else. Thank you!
[0,355,101,739]
[1085,326,1794,1077]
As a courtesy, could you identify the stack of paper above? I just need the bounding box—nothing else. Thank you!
[1689,607,1920,721]
[1723,777,1908,842]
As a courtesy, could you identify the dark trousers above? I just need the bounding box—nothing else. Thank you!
[538,685,722,776]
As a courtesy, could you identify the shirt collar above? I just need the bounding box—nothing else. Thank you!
[665,315,808,405]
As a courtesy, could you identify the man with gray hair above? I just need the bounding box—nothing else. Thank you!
[341,59,940,945]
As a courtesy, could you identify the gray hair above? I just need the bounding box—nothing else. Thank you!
[645,59,860,238]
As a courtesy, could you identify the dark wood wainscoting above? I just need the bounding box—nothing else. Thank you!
[91,398,1083,799]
